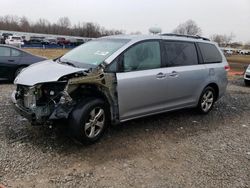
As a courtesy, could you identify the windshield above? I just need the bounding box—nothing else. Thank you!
[60,38,129,67]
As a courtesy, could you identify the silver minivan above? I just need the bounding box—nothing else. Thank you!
[12,34,229,144]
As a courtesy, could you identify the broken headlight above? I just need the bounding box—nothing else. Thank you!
[35,82,67,105]
[41,82,67,97]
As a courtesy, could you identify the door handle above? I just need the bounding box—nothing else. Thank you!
[169,71,179,77]
[156,72,166,79]
[8,59,15,62]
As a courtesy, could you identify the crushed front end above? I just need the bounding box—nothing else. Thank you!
[11,82,73,124]
[11,67,119,125]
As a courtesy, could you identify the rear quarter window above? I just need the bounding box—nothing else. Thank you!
[198,43,222,63]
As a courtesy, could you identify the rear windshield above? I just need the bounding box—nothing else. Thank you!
[198,43,222,63]
[60,39,129,67]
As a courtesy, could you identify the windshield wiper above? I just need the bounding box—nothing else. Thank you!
[58,58,76,67]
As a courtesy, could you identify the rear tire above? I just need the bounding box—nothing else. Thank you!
[68,98,109,144]
[197,86,215,114]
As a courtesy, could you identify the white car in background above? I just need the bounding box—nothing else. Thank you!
[239,50,250,55]
[5,36,24,47]
[225,50,233,56]
[244,65,250,86]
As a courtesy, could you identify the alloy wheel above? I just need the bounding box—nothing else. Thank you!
[201,90,214,112]
[84,107,105,138]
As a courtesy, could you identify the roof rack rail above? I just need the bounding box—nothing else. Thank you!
[160,33,210,41]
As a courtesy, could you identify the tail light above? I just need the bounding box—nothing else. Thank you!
[224,65,230,72]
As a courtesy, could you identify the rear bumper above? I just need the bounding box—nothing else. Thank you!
[217,77,228,100]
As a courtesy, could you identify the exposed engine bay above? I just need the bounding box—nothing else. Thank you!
[12,67,119,125]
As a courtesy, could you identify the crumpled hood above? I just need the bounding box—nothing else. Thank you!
[14,59,87,86]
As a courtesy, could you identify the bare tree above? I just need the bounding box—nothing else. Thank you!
[210,33,235,47]
[244,41,250,49]
[173,20,202,36]
[0,14,123,38]
[57,17,71,28]
[19,16,30,32]
[0,15,20,31]
[56,17,71,35]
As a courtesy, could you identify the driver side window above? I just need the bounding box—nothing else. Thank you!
[122,41,161,72]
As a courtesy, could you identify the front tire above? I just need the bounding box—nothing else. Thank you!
[197,87,215,114]
[68,98,109,144]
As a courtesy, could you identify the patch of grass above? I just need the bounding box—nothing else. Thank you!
[24,49,70,59]
[227,55,250,64]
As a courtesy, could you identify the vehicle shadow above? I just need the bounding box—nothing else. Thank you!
[0,80,13,84]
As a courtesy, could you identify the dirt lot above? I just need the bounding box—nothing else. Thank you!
[0,76,249,187]
[24,49,69,59]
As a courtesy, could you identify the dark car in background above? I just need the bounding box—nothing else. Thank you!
[25,38,43,45]
[0,44,46,81]
[57,37,70,45]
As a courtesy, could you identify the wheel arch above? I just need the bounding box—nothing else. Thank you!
[13,65,27,80]
[204,83,219,101]
[70,84,118,124]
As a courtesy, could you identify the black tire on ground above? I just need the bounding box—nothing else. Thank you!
[68,98,109,144]
[244,79,250,86]
[197,86,216,114]
[15,67,26,78]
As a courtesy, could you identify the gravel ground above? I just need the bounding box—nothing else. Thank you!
[0,78,249,188]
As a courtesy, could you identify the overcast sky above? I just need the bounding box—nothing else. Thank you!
[1,0,250,42]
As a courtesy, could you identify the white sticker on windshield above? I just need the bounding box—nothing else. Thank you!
[94,51,109,56]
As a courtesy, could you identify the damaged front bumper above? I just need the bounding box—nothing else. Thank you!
[11,85,75,125]
[11,91,36,123]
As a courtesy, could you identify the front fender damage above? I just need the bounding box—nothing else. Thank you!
[49,91,75,120]
[50,68,119,124]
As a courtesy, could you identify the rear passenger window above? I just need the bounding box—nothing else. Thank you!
[198,43,222,63]
[164,41,198,67]
[11,49,22,57]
